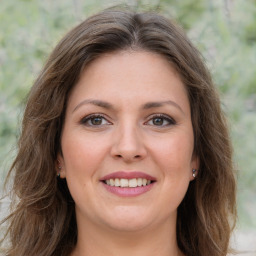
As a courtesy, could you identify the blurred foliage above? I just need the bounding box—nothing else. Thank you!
[0,0,255,229]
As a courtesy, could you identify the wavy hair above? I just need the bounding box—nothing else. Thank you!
[1,7,236,256]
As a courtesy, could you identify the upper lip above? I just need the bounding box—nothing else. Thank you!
[100,171,157,181]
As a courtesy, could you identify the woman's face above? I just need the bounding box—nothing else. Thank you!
[59,51,198,232]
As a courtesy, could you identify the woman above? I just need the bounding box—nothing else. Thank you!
[1,7,236,256]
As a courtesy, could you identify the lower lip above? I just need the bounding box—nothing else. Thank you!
[101,182,155,197]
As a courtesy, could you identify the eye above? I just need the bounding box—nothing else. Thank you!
[80,114,111,127]
[145,114,176,127]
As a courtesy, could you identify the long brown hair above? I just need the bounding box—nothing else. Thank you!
[1,7,236,256]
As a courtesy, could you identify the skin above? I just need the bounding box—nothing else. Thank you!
[58,50,199,256]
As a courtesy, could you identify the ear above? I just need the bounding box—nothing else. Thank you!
[56,154,66,179]
[190,154,200,181]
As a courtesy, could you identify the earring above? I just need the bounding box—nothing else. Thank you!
[192,169,197,178]
[57,164,61,178]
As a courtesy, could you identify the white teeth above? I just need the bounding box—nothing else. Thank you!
[114,178,120,187]
[110,179,115,186]
[129,178,137,188]
[120,178,129,187]
[104,178,153,187]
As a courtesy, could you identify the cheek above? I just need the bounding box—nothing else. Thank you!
[61,135,103,201]
[154,134,194,171]
[62,133,108,172]
[151,132,194,204]
[158,138,193,206]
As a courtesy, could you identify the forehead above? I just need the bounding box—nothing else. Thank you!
[67,50,190,113]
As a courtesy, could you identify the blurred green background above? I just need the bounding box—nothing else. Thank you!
[0,0,255,233]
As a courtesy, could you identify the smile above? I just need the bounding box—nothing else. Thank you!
[104,178,153,188]
[100,171,156,197]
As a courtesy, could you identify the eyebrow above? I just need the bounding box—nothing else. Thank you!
[73,99,184,114]
[73,99,113,112]
[142,100,184,113]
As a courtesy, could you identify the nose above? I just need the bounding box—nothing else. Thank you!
[110,123,147,162]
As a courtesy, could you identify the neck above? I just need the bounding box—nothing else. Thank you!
[71,216,184,256]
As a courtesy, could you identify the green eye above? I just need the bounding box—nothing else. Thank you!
[146,114,176,127]
[152,117,164,126]
[80,114,111,127]
[91,117,103,125]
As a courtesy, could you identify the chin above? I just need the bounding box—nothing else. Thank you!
[101,206,155,232]
[106,219,151,233]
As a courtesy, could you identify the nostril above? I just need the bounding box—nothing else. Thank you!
[114,154,141,160]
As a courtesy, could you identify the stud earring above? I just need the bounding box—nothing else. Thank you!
[57,164,61,178]
[192,169,197,178]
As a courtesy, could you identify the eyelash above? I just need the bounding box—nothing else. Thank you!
[80,114,111,126]
[79,113,176,127]
[145,114,176,127]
